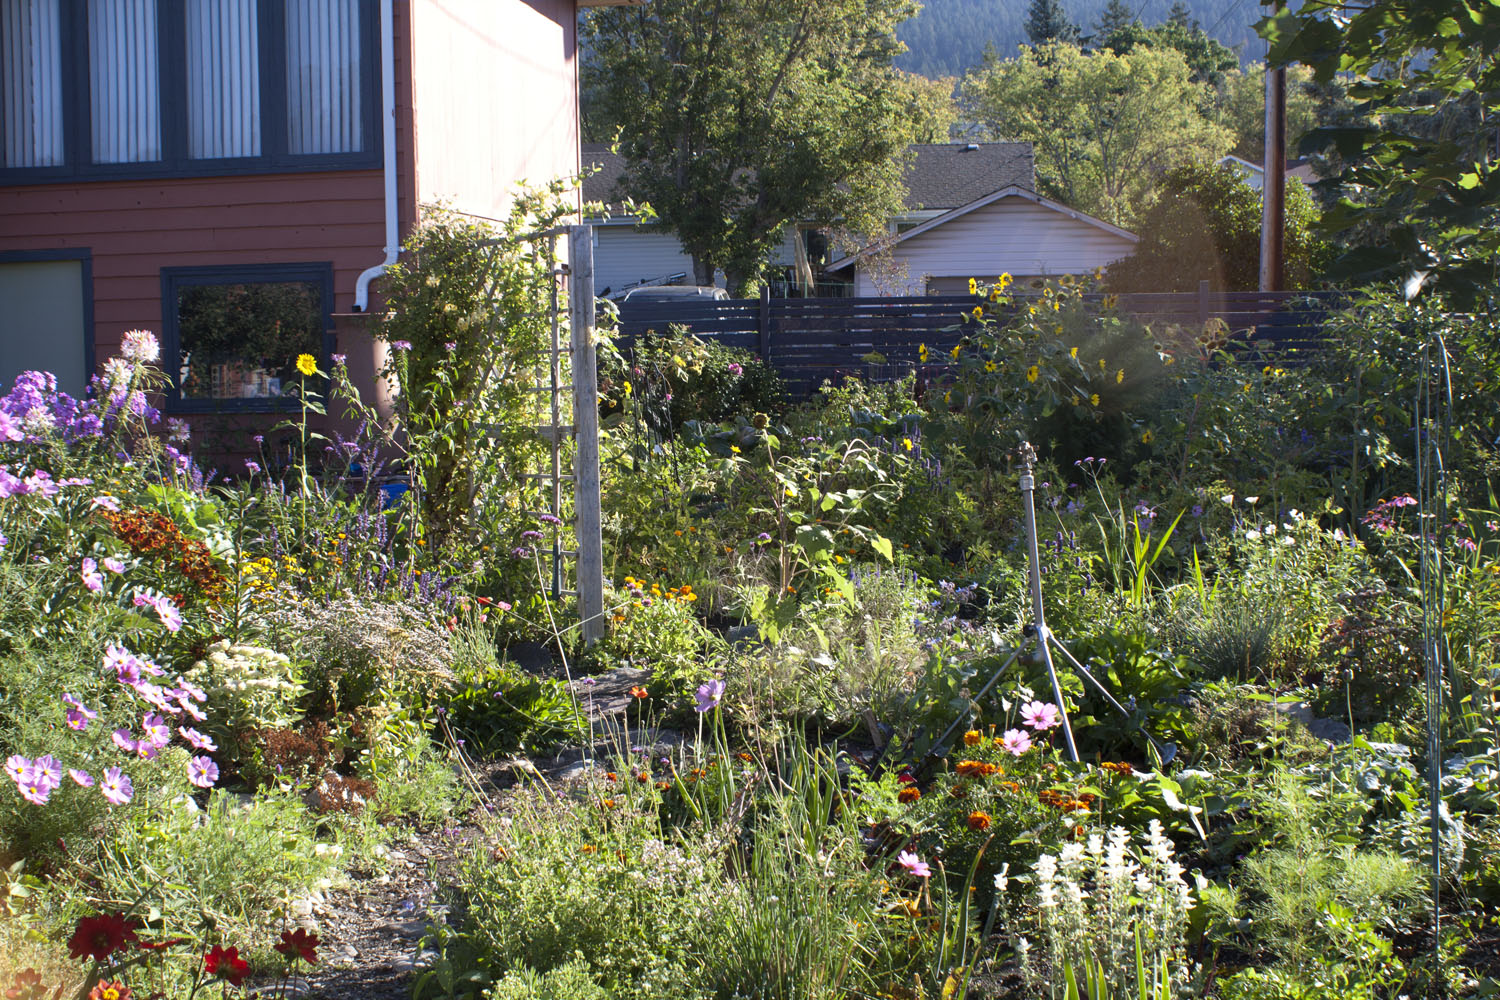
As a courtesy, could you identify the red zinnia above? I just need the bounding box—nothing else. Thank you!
[67,912,142,962]
[274,928,319,965]
[86,982,131,1000]
[204,945,249,985]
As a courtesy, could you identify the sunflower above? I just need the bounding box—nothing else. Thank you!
[295,353,318,377]
[1026,365,1039,384]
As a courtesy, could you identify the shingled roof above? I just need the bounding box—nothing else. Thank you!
[581,141,1035,214]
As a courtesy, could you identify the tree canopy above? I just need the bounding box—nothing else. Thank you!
[1106,161,1329,292]
[962,42,1234,225]
[1025,0,1079,45]
[582,0,941,295]
[1262,0,1500,304]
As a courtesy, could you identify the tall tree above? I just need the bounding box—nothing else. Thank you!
[1093,0,1140,51]
[1025,0,1079,46]
[582,0,934,294]
[962,42,1234,224]
[1262,0,1500,303]
[1166,1,1193,28]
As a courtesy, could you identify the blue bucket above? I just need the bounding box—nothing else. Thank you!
[378,481,410,510]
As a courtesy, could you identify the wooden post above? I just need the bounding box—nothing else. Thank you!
[569,225,605,645]
[1260,52,1287,292]
[758,285,772,360]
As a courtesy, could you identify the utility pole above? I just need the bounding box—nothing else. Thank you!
[1260,1,1287,292]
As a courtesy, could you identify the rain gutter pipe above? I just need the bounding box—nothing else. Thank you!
[353,0,398,312]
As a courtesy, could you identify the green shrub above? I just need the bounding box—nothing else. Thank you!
[601,325,786,435]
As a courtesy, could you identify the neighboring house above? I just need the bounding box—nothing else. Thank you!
[823,186,1139,297]
[1218,154,1318,193]
[580,141,1036,297]
[0,0,624,425]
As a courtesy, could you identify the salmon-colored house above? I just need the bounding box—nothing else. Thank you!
[0,0,620,436]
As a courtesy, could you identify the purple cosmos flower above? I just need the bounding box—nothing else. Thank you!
[103,557,126,574]
[132,593,182,632]
[4,755,31,784]
[63,694,97,730]
[141,714,171,748]
[694,679,725,713]
[69,769,94,787]
[112,729,138,754]
[1001,728,1033,755]
[175,678,206,703]
[1020,701,1061,731]
[104,644,138,680]
[727,362,743,376]
[90,495,121,512]
[179,727,217,752]
[178,700,206,722]
[81,558,104,593]
[99,767,133,805]
[897,851,932,878]
[188,756,219,788]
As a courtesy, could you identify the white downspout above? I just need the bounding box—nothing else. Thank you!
[354,0,399,312]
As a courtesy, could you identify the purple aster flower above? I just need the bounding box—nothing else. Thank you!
[390,340,413,352]
[694,679,725,713]
[99,767,133,805]
[81,558,104,593]
[69,769,94,787]
[187,756,219,789]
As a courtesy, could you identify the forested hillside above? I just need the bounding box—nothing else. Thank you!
[896,0,1264,78]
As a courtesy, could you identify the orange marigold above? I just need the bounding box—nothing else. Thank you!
[897,787,922,804]
[967,810,992,832]
[963,729,983,747]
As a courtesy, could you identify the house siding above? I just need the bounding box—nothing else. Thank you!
[593,225,705,295]
[853,197,1136,297]
[410,0,580,219]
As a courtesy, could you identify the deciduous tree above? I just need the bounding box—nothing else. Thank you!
[962,42,1234,225]
[582,0,943,295]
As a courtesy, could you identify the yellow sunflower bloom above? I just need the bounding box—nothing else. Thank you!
[968,278,978,295]
[295,353,318,377]
[1116,369,1124,384]
[971,306,983,319]
[1098,358,1106,371]
[998,272,1012,289]
[984,360,997,373]
[1140,429,1154,444]
[1026,365,1039,383]
[902,437,914,451]
[950,345,962,360]
[1070,346,1078,359]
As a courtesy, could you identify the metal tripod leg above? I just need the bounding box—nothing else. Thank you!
[925,641,1029,760]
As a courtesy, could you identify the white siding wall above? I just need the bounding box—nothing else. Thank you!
[592,224,716,295]
[853,197,1136,297]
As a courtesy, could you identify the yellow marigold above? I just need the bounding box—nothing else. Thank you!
[295,353,318,377]
[1026,365,1039,383]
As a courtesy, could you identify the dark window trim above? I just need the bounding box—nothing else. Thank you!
[1,0,379,186]
[160,261,335,415]
[0,248,96,392]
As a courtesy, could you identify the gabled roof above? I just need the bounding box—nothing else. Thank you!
[823,185,1138,273]
[580,141,1035,214]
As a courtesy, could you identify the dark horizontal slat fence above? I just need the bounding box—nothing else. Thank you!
[615,282,1337,394]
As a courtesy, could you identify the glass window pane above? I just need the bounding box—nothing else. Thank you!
[88,0,161,164]
[286,0,362,155]
[186,0,261,159]
[176,281,323,402]
[0,0,65,168]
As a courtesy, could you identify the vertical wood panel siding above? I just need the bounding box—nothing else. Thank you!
[853,198,1137,297]
[88,0,161,164]
[186,0,260,159]
[286,0,362,155]
[1,0,64,168]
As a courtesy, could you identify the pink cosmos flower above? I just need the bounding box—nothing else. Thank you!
[1001,728,1033,756]
[187,756,219,789]
[694,679,726,713]
[70,769,94,787]
[103,557,126,574]
[90,495,121,512]
[178,700,206,722]
[99,768,133,805]
[80,558,104,593]
[112,729,138,754]
[133,594,182,632]
[16,768,51,805]
[32,755,61,789]
[5,755,31,784]
[179,727,217,752]
[133,682,178,714]
[897,851,932,878]
[174,678,206,703]
[103,644,138,683]
[1020,700,1061,731]
[64,693,98,730]
[141,714,171,748]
